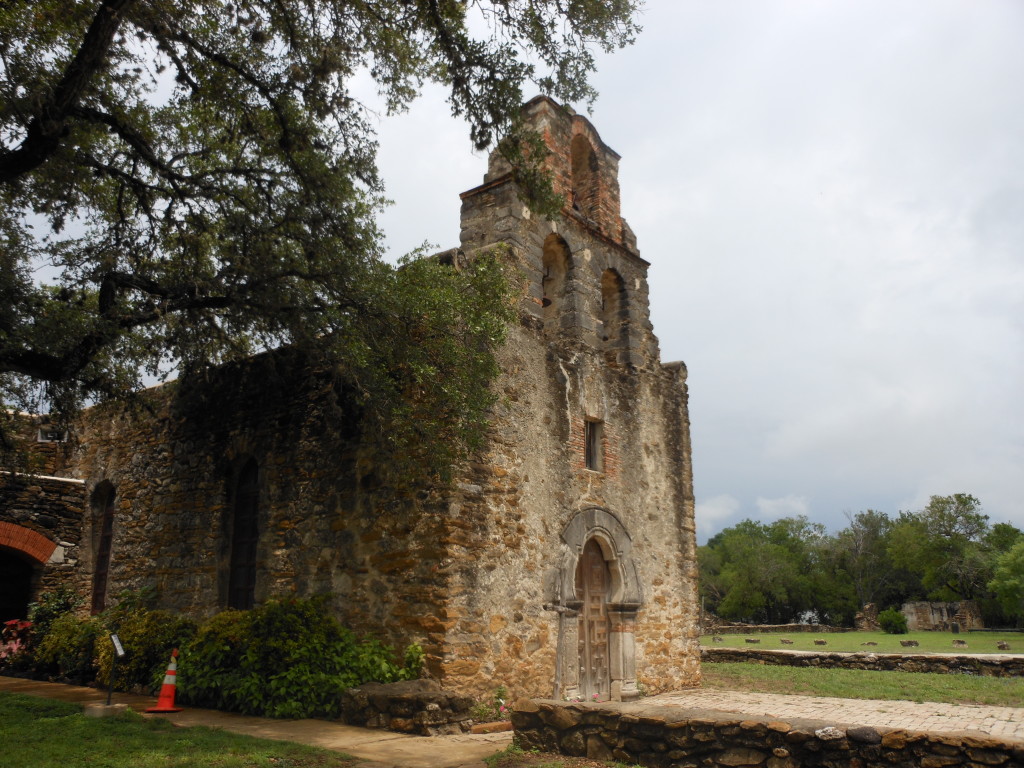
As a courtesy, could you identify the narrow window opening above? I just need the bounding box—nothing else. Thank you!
[584,420,604,472]
[228,459,259,610]
[90,482,116,614]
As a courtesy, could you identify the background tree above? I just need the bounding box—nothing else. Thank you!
[888,494,992,602]
[830,509,919,611]
[0,0,640,471]
[698,497,1022,628]
[989,541,1024,627]
[699,517,840,625]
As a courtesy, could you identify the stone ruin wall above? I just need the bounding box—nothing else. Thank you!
[902,600,984,632]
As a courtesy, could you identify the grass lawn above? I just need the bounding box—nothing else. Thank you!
[702,630,1022,654]
[0,692,357,768]
[701,662,1024,707]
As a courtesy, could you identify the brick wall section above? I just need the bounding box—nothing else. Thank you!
[511,700,1024,767]
[0,520,57,563]
[484,97,633,251]
[568,417,619,479]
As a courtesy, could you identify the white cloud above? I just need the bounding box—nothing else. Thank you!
[695,495,742,540]
[366,0,1024,540]
[756,495,810,522]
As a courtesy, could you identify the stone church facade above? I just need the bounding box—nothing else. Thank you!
[1,97,700,700]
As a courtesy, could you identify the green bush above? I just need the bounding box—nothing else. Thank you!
[179,597,423,718]
[27,585,83,643]
[8,588,421,718]
[878,608,909,634]
[1,585,87,677]
[96,607,197,694]
[176,609,252,712]
[34,612,103,684]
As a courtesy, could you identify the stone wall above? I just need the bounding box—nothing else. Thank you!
[511,699,1024,767]
[703,647,1024,677]
[0,471,86,615]
[339,679,473,736]
[63,352,451,662]
[903,601,984,631]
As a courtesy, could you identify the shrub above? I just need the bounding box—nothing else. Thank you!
[27,585,83,643]
[1,585,86,676]
[0,619,34,671]
[176,609,252,712]
[179,596,423,718]
[34,612,103,684]
[878,607,909,634]
[96,607,197,694]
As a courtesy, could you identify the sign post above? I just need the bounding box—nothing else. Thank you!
[107,634,125,706]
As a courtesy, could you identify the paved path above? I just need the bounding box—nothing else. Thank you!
[646,689,1024,743]
[0,676,512,768]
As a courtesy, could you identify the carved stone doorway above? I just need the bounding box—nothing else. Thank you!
[575,538,610,700]
[556,507,641,702]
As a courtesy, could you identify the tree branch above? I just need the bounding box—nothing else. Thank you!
[0,0,137,182]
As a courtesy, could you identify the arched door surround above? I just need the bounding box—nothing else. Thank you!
[555,507,641,702]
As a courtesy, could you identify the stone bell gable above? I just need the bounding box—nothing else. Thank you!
[442,97,700,700]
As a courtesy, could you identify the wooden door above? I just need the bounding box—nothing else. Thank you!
[575,538,610,700]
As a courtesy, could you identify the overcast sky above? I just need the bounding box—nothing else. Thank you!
[363,1,1023,543]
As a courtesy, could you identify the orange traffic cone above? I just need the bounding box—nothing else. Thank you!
[146,649,183,713]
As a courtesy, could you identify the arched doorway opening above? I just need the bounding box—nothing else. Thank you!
[0,546,36,621]
[556,507,642,702]
[575,538,610,700]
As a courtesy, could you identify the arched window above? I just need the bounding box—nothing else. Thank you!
[541,234,571,327]
[570,134,599,219]
[90,481,116,614]
[600,268,627,349]
[228,458,259,610]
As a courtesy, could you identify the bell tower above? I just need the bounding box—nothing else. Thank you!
[448,97,700,701]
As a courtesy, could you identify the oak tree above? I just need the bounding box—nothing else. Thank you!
[0,0,640,470]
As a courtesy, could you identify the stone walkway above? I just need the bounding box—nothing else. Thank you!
[645,689,1024,743]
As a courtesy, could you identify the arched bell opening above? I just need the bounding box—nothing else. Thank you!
[600,268,630,366]
[541,233,572,330]
[570,134,600,220]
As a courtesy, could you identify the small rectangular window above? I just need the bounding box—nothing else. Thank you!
[585,420,604,472]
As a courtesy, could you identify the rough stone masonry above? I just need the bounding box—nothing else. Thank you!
[0,96,700,702]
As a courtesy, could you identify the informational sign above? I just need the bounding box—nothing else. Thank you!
[111,634,125,658]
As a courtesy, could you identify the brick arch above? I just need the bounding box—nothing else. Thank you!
[0,521,57,564]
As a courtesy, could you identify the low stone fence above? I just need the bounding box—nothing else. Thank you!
[511,699,1024,767]
[339,679,473,736]
[707,624,845,635]
[703,647,1024,677]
